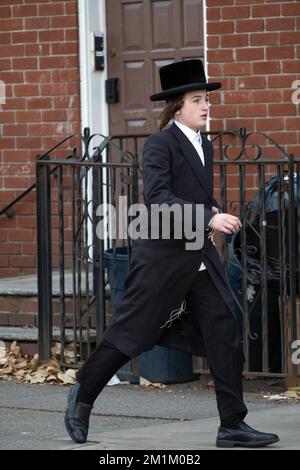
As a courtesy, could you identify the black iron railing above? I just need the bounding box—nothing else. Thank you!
[36,127,300,384]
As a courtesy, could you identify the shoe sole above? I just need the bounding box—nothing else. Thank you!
[216,436,279,448]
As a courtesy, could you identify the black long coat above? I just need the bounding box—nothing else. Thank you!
[103,123,237,358]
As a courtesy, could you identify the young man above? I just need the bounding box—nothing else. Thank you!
[65,59,279,448]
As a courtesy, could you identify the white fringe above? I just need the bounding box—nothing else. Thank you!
[160,299,189,329]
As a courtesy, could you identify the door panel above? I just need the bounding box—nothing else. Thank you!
[106,0,204,135]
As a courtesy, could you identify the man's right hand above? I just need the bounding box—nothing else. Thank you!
[209,213,242,235]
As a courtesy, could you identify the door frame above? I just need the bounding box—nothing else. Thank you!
[78,0,109,137]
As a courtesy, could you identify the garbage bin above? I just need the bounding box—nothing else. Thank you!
[103,247,195,384]
[226,172,300,373]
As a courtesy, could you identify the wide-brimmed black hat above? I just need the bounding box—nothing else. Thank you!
[150,59,221,101]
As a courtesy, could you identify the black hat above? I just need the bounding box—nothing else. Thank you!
[150,59,221,101]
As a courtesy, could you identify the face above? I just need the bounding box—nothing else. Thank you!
[175,90,209,131]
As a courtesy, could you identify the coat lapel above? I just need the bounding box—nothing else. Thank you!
[169,123,213,197]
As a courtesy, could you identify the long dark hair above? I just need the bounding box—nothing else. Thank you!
[158,94,184,131]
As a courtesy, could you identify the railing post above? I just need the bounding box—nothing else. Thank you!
[36,157,53,362]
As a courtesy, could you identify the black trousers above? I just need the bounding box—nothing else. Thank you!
[186,269,247,421]
[77,270,247,421]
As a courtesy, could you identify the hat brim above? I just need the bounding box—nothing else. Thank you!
[150,81,221,101]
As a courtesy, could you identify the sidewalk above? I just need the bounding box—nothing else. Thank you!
[0,380,299,450]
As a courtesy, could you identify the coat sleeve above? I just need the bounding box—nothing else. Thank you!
[142,133,214,230]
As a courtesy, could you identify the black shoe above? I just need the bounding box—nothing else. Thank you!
[64,383,93,443]
[216,421,279,448]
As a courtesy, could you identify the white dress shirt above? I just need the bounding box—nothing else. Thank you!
[174,120,206,271]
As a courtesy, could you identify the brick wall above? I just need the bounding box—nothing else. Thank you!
[0,0,80,277]
[207,0,300,157]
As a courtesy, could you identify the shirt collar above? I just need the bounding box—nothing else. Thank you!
[174,120,201,145]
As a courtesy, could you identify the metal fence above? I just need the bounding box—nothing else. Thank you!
[36,127,300,384]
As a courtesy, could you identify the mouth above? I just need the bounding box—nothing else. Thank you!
[200,115,207,119]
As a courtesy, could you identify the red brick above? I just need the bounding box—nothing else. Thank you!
[15,111,41,123]
[38,2,65,16]
[3,124,27,136]
[40,56,65,69]
[14,84,39,97]
[51,15,77,29]
[269,103,297,116]
[207,0,233,4]
[0,71,23,83]
[207,7,221,20]
[0,297,20,313]
[0,58,11,69]
[224,91,252,104]
[209,49,234,62]
[266,46,294,60]
[240,104,266,117]
[285,118,300,130]
[25,44,50,56]
[9,229,34,241]
[280,32,300,45]
[0,111,14,123]
[12,58,37,70]
[27,97,52,110]
[24,17,50,30]
[51,42,78,55]
[238,76,266,89]
[250,33,279,46]
[0,44,24,58]
[41,110,67,122]
[38,30,64,43]
[253,62,280,74]
[12,31,38,44]
[282,2,300,16]
[0,6,11,18]
[211,105,237,118]
[8,313,35,327]
[11,256,35,268]
[0,32,11,44]
[253,90,281,103]
[0,255,9,267]
[0,18,23,31]
[13,4,37,17]
[4,176,31,189]
[268,132,297,145]
[252,3,280,17]
[236,19,264,33]
[282,61,300,73]
[256,117,284,131]
[2,150,29,162]
[66,2,77,15]
[24,71,51,83]
[22,242,37,255]
[221,34,248,47]
[222,5,249,19]
[0,243,21,255]
[65,28,78,42]
[16,136,41,149]
[40,83,69,96]
[207,21,234,34]
[268,75,297,88]
[236,48,264,61]
[224,63,251,76]
[207,36,219,49]
[267,18,295,31]
[207,64,223,77]
[28,123,55,135]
